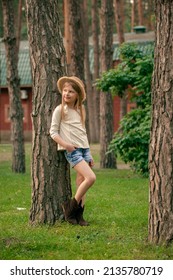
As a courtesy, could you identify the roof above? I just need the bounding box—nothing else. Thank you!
[0,48,32,87]
[113,40,154,59]
[1,33,154,87]
[89,40,154,74]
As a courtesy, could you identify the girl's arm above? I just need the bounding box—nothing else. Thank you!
[52,134,76,152]
[50,105,76,152]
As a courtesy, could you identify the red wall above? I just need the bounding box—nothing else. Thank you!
[0,88,135,142]
[0,88,32,131]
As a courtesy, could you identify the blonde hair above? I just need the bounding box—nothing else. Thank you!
[61,81,86,126]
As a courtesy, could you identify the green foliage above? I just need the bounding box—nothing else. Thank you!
[96,42,154,176]
[120,42,143,63]
[96,66,135,97]
[109,107,151,176]
[132,56,153,108]
[96,42,150,98]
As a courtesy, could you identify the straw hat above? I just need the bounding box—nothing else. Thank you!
[57,76,86,101]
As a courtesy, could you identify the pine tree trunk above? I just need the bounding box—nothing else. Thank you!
[16,0,22,54]
[120,93,127,120]
[137,0,143,26]
[92,0,100,142]
[114,0,127,122]
[2,0,25,173]
[68,0,90,140]
[26,0,71,225]
[113,0,125,44]
[148,0,173,244]
[83,0,96,143]
[147,0,154,31]
[100,0,116,169]
[64,0,71,74]
[68,0,84,80]
[131,0,135,32]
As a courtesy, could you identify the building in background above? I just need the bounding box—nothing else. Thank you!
[0,31,154,142]
[0,42,32,142]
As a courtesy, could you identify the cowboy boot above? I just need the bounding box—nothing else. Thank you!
[62,198,78,225]
[76,201,89,226]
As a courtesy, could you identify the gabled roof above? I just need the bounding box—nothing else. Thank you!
[0,48,32,87]
[114,40,154,61]
[89,40,154,74]
[1,34,154,87]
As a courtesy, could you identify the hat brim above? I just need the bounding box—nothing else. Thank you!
[57,76,86,101]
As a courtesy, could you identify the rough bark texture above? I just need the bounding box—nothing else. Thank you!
[64,0,71,73]
[148,0,173,244]
[100,0,116,168]
[114,0,125,44]
[2,0,25,173]
[68,0,84,81]
[137,0,143,26]
[68,0,90,141]
[16,0,22,54]
[26,0,71,225]
[92,0,100,142]
[83,0,94,143]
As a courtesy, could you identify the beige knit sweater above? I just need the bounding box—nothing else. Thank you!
[50,105,89,150]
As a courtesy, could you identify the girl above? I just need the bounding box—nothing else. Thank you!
[50,76,96,226]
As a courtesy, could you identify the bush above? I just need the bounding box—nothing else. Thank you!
[96,42,154,176]
[96,66,136,97]
[109,107,151,176]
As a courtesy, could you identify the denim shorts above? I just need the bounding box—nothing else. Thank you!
[64,148,92,168]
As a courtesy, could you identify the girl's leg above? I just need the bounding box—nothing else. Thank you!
[76,172,86,206]
[74,160,96,203]
[61,160,96,225]
[75,171,88,225]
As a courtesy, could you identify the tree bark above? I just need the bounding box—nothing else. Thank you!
[100,0,116,168]
[91,0,100,142]
[137,0,143,26]
[16,0,22,54]
[83,0,95,143]
[68,0,90,141]
[64,0,71,74]
[120,92,127,120]
[113,0,125,44]
[2,0,25,173]
[147,0,154,31]
[131,0,135,32]
[148,0,173,244]
[68,0,84,81]
[26,0,71,225]
[114,0,126,122]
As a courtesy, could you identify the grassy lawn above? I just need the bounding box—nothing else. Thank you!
[0,143,173,260]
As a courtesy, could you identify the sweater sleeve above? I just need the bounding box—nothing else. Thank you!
[49,105,62,140]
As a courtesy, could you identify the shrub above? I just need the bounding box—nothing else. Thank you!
[96,42,154,176]
[109,107,151,176]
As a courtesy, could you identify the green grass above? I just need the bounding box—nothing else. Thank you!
[0,143,173,260]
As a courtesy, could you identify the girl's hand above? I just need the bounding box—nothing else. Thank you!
[66,144,77,153]
[89,158,94,168]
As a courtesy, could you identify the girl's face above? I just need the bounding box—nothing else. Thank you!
[62,82,78,107]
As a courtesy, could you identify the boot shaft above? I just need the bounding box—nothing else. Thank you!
[76,204,89,226]
[62,198,78,225]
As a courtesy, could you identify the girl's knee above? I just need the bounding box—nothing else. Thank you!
[88,173,96,186]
